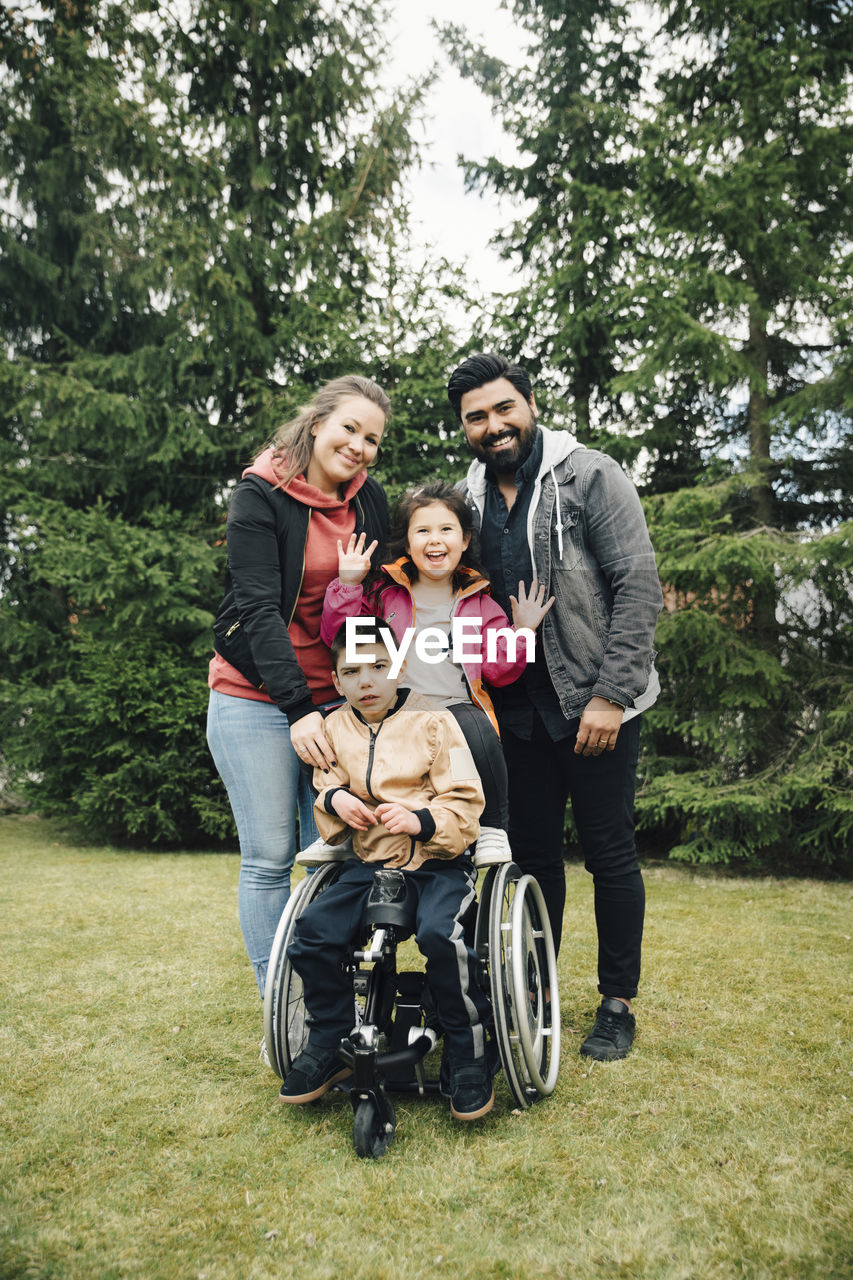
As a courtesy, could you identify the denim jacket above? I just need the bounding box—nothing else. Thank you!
[464,426,663,721]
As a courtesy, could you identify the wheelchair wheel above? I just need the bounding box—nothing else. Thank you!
[509,875,560,1096]
[487,863,560,1107]
[352,1095,396,1159]
[263,863,342,1079]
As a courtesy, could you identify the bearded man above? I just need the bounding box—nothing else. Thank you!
[448,352,663,1061]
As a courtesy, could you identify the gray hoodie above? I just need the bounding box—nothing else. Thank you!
[464,426,663,722]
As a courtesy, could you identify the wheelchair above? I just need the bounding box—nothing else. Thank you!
[263,847,561,1158]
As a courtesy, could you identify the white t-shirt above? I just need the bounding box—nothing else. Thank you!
[402,582,469,709]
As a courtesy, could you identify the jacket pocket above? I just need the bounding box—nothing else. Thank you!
[212,616,266,690]
[551,508,582,572]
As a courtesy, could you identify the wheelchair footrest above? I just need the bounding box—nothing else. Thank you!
[338,1029,437,1087]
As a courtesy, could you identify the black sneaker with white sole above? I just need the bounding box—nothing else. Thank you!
[279,1044,352,1104]
[447,1055,495,1121]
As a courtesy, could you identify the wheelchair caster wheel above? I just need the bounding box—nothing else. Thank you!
[353,1096,396,1159]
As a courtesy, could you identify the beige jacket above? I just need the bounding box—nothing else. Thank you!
[313,692,483,869]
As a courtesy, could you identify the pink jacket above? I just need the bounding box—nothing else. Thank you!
[321,559,533,733]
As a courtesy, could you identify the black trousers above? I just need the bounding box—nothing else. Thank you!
[501,713,645,997]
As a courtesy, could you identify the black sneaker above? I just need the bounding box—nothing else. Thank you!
[440,1034,500,1097]
[579,998,636,1061]
[448,1056,495,1121]
[279,1044,352,1104]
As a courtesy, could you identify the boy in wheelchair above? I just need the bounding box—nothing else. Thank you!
[280,616,497,1121]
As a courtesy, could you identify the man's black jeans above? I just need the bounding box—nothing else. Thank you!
[501,712,644,998]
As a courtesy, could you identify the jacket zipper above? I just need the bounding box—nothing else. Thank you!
[404,578,494,721]
[287,509,310,627]
[363,710,415,865]
[364,720,382,802]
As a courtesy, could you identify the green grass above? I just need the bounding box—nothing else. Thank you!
[1,813,851,1280]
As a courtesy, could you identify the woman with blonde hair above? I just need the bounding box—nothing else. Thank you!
[207,376,391,998]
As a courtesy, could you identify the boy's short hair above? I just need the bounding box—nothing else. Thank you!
[329,615,391,670]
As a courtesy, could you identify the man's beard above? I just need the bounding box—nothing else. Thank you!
[470,412,538,474]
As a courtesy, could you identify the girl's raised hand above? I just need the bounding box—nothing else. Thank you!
[510,579,555,632]
[337,532,378,585]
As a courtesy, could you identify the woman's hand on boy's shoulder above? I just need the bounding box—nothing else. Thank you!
[337,532,378,584]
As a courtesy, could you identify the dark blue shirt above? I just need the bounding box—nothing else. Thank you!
[479,430,576,742]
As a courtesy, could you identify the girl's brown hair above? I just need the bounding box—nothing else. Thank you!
[369,481,487,596]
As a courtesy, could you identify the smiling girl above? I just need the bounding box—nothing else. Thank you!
[321,481,552,861]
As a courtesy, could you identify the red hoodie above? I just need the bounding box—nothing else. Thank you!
[208,448,365,707]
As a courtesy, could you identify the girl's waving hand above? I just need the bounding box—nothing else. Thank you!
[510,579,555,632]
[337,532,378,584]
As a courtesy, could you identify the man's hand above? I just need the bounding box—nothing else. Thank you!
[290,711,337,771]
[374,802,421,836]
[337,532,378,585]
[509,579,555,632]
[331,791,377,830]
[574,697,624,756]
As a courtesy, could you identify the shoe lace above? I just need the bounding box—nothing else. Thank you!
[591,1009,623,1040]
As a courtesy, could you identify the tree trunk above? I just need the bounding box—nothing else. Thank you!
[746,306,781,749]
[747,309,774,527]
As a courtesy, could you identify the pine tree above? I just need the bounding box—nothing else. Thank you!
[627,0,853,866]
[0,0,433,843]
[442,0,852,866]
[440,1,657,469]
[622,0,852,529]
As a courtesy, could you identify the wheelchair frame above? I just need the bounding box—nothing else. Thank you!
[263,858,560,1158]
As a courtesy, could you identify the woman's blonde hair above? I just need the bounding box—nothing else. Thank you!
[265,375,391,487]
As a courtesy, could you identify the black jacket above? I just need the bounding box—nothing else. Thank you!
[213,473,389,723]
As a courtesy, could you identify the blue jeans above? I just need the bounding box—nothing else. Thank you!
[207,690,319,995]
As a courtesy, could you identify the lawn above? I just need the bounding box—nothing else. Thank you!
[1,813,850,1279]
